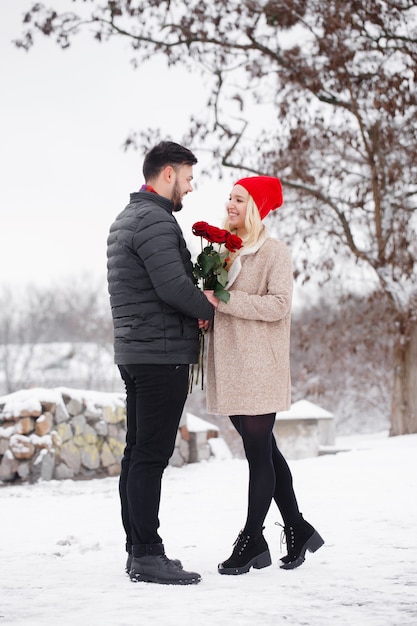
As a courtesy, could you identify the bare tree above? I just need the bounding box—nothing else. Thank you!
[16,0,417,434]
[0,285,52,393]
[0,279,114,394]
[290,291,394,433]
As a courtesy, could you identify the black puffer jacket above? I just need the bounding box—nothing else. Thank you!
[107,191,214,365]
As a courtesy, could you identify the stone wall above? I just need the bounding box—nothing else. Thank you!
[0,388,219,484]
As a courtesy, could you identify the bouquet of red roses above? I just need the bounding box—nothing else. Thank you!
[192,221,243,304]
[189,221,242,392]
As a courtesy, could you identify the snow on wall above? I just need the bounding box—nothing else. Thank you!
[0,388,220,484]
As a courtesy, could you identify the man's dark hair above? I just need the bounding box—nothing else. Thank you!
[143,141,198,181]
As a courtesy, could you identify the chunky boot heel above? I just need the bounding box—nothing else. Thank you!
[253,549,272,570]
[279,514,325,570]
[307,530,324,554]
[218,530,272,576]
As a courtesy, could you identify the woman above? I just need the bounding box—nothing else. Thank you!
[206,175,324,575]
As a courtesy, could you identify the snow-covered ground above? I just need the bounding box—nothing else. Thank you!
[1,431,416,626]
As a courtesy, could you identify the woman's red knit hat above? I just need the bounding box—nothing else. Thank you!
[235,176,283,220]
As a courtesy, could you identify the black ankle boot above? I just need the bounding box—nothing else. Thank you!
[125,550,182,574]
[129,543,200,585]
[278,515,324,569]
[218,530,272,575]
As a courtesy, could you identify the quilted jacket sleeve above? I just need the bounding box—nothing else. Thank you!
[132,211,214,321]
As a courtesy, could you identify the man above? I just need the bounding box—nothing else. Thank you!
[107,141,215,585]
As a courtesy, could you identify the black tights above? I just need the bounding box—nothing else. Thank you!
[230,413,301,536]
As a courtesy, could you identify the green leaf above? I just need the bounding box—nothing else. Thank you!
[214,284,230,303]
[211,251,221,265]
[199,253,216,275]
[216,267,228,286]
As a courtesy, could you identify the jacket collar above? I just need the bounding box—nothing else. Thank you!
[226,230,269,289]
[130,191,174,214]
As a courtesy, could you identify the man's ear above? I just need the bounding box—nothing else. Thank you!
[163,165,175,184]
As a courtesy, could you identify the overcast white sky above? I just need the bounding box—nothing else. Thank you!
[0,1,233,288]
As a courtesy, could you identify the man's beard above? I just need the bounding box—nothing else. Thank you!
[171,181,183,212]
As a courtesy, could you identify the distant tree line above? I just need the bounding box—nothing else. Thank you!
[187,287,394,438]
[0,278,393,436]
[0,278,115,395]
[289,291,394,434]
[0,278,112,345]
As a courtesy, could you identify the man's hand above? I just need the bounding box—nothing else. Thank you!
[203,289,220,308]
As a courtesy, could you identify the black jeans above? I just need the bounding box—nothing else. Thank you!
[230,413,301,535]
[118,363,189,551]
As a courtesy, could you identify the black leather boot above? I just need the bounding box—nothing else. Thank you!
[129,543,199,585]
[218,530,272,575]
[279,515,324,569]
[125,545,182,574]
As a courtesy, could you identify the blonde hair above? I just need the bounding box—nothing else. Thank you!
[222,195,265,263]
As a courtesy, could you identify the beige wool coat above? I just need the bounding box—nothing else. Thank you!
[206,232,293,416]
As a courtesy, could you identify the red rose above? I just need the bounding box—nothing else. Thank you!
[225,233,243,252]
[205,225,230,244]
[193,221,231,245]
[192,221,210,237]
